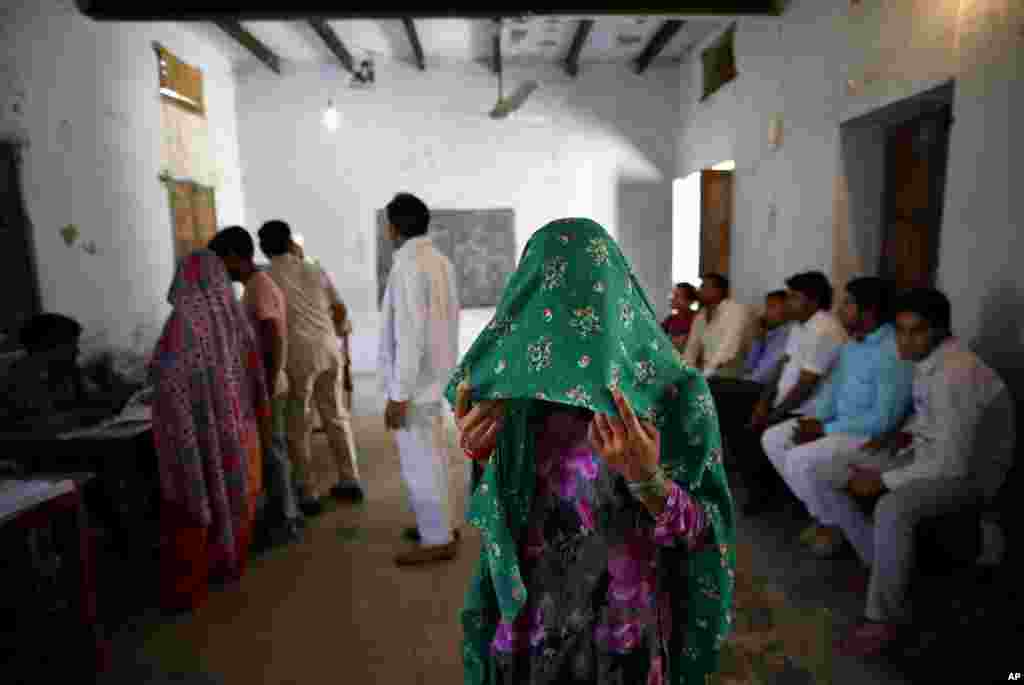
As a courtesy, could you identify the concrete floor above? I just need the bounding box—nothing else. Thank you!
[87,376,1015,684]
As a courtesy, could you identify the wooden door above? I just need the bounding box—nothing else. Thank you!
[700,169,733,276]
[880,106,952,293]
[168,180,216,258]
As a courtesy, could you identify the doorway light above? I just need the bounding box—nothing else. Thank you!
[711,159,736,171]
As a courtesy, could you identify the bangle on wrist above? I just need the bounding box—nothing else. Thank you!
[627,467,668,499]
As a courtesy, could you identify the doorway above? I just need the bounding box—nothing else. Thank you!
[700,162,734,278]
[673,159,734,287]
[879,104,953,292]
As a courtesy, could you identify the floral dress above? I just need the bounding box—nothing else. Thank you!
[489,410,709,684]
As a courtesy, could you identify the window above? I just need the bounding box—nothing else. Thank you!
[154,43,216,257]
[167,180,217,259]
[155,43,205,116]
[701,25,737,101]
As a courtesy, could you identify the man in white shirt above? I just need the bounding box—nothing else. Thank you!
[741,271,847,515]
[682,273,757,379]
[258,220,363,516]
[818,288,1014,657]
[379,193,461,566]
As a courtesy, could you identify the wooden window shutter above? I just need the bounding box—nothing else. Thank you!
[168,180,217,258]
[155,44,205,116]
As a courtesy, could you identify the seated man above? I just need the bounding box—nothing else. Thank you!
[744,290,794,386]
[682,273,757,379]
[707,289,792,459]
[0,314,133,435]
[761,277,914,553]
[661,282,699,353]
[812,288,1013,657]
[740,271,848,515]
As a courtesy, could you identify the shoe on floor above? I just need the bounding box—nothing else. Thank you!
[394,539,460,566]
[330,481,365,502]
[265,519,303,547]
[835,620,901,657]
[299,498,324,518]
[403,527,461,543]
[810,526,844,558]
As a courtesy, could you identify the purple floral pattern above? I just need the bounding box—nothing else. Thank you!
[490,412,709,682]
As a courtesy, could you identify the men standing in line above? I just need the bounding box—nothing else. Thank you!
[378,192,461,566]
[258,220,363,516]
[292,233,357,421]
[208,226,303,543]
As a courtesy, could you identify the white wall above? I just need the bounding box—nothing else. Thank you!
[0,0,246,356]
[235,58,680,374]
[675,0,1024,382]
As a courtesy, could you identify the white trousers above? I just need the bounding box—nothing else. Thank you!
[394,402,453,546]
[814,472,977,623]
[761,418,868,525]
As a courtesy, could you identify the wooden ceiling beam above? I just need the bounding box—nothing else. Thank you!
[214,20,282,74]
[308,18,355,73]
[401,18,426,71]
[76,2,781,20]
[564,19,594,78]
[491,19,502,76]
[632,19,685,75]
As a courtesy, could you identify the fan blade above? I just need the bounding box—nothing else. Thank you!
[503,80,539,112]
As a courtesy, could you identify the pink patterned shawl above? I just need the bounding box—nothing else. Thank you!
[150,249,270,569]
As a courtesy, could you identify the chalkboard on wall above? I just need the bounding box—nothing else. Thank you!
[377,208,516,310]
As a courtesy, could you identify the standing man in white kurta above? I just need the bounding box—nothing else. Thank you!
[379,193,461,566]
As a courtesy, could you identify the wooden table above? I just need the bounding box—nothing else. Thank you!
[0,430,159,555]
[1,473,109,682]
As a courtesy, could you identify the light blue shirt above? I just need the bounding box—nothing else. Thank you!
[813,323,914,437]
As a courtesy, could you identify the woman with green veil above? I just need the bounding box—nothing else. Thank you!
[445,218,736,685]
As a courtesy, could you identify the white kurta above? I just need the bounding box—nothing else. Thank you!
[379,236,461,545]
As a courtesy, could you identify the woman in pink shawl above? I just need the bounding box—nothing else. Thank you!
[150,249,272,613]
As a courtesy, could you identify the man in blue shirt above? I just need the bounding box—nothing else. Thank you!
[743,290,793,384]
[708,290,792,470]
[761,277,914,555]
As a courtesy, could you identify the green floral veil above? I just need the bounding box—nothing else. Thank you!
[443,218,736,685]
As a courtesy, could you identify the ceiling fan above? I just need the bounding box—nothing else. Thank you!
[488,18,539,119]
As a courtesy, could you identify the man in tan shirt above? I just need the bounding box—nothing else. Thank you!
[292,234,354,413]
[682,273,758,379]
[258,220,363,515]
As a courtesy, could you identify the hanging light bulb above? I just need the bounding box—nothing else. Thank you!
[323,99,339,132]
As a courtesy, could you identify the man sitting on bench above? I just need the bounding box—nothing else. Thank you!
[812,288,1014,657]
